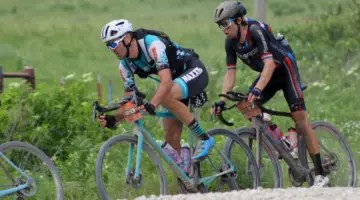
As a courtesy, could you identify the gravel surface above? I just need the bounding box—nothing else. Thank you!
[135,187,359,200]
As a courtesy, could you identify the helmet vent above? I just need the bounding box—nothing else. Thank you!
[110,30,118,36]
[116,22,124,26]
[104,26,110,37]
[218,8,224,17]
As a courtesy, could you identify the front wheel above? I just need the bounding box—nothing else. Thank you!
[95,134,167,200]
[231,127,283,188]
[298,120,357,187]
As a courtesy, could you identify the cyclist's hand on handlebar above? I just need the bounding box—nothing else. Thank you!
[213,100,226,115]
[143,103,156,115]
[98,114,116,128]
[248,88,262,103]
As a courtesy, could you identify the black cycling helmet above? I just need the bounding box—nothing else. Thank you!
[213,1,247,23]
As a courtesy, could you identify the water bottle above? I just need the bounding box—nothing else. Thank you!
[161,142,181,165]
[267,123,284,141]
[263,113,283,141]
[286,127,298,159]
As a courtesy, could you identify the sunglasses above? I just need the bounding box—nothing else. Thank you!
[106,35,126,50]
[217,18,236,30]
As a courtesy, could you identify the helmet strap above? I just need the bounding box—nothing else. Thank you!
[236,18,247,43]
[236,23,241,41]
[122,35,134,58]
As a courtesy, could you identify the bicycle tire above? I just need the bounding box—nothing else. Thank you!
[230,127,283,188]
[206,128,260,190]
[95,134,167,200]
[298,120,357,187]
[0,141,64,200]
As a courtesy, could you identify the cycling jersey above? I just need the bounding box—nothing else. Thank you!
[225,18,292,71]
[225,18,306,112]
[119,32,208,101]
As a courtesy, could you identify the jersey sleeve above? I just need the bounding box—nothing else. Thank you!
[225,39,237,70]
[249,25,273,60]
[119,59,136,92]
[145,35,170,72]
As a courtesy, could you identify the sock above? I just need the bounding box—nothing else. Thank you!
[188,119,208,140]
[311,153,324,176]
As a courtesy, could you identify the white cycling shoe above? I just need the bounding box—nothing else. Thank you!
[311,175,329,188]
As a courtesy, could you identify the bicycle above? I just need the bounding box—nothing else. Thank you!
[215,90,357,188]
[0,141,64,200]
[93,87,260,199]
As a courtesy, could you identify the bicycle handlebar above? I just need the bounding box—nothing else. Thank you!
[219,91,248,102]
[92,86,147,121]
[212,91,248,126]
[214,91,292,126]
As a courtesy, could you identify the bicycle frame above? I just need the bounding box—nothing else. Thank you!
[0,152,32,197]
[251,115,309,179]
[125,110,237,189]
[217,91,309,179]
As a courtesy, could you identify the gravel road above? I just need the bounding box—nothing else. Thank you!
[135,187,359,200]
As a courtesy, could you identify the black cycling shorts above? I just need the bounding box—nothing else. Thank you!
[173,57,209,105]
[249,54,306,112]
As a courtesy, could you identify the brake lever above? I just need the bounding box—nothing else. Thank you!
[92,101,105,121]
[210,105,217,122]
[92,103,97,121]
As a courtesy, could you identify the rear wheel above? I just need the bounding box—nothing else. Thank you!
[0,141,64,200]
[201,128,260,192]
[298,121,357,187]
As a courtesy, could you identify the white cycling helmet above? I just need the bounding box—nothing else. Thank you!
[100,19,133,43]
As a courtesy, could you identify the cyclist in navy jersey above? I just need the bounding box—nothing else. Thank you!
[97,19,214,169]
[212,1,328,187]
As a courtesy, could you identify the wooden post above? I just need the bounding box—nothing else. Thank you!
[108,80,113,106]
[254,0,266,23]
[23,66,35,90]
[60,76,65,87]
[0,66,36,93]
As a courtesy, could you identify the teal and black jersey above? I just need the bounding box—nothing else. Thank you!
[119,33,196,92]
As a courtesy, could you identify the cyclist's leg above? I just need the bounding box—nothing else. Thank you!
[162,98,190,155]
[163,117,183,154]
[282,54,327,184]
[161,57,213,162]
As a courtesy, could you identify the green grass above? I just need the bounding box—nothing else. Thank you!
[0,0,344,91]
[1,0,360,199]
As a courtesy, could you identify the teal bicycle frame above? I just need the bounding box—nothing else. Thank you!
[0,152,32,197]
[126,109,237,189]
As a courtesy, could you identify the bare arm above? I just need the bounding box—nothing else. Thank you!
[253,59,275,91]
[220,69,237,101]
